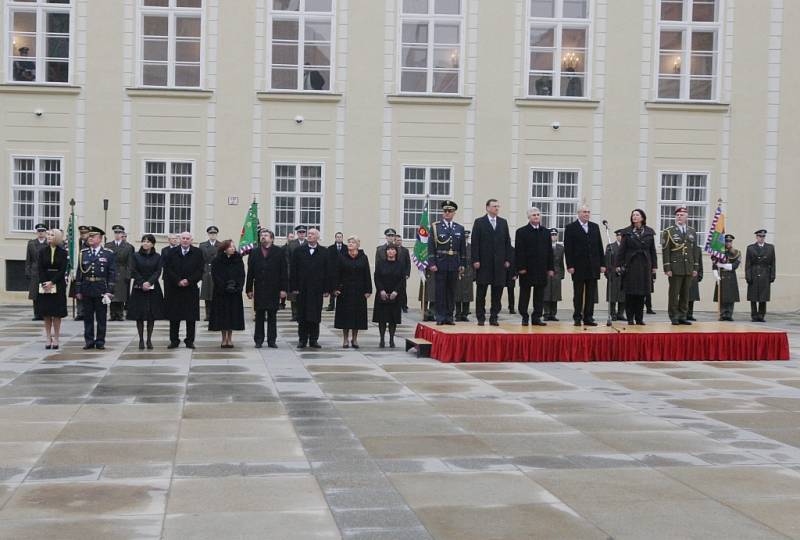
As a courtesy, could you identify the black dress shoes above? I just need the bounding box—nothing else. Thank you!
[531,320,546,326]
[477,320,485,326]
[254,343,263,349]
[83,343,95,350]
[268,342,278,348]
[584,320,598,327]
[167,342,180,349]
[185,342,195,349]
[309,342,321,349]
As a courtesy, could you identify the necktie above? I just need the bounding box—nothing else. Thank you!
[490,218,496,230]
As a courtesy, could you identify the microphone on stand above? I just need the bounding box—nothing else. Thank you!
[601,219,613,327]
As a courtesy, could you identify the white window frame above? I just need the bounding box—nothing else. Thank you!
[5,0,74,85]
[654,0,722,102]
[8,155,64,233]
[271,161,325,239]
[136,0,205,89]
[400,164,454,240]
[656,170,710,243]
[528,167,581,238]
[141,158,195,235]
[397,0,465,95]
[266,0,337,92]
[525,0,593,99]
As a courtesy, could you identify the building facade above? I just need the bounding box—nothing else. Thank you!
[1,0,797,311]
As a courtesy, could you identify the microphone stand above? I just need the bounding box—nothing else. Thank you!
[602,220,613,327]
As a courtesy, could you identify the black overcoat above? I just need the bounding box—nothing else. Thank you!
[745,243,775,302]
[615,226,658,296]
[162,246,204,321]
[470,215,513,286]
[334,250,372,330]
[209,252,245,331]
[126,250,165,320]
[37,245,68,318]
[246,245,288,311]
[373,258,403,324]
[514,223,554,286]
[290,244,329,323]
[563,220,604,281]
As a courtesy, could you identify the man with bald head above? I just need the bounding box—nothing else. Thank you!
[163,231,204,348]
[290,228,330,348]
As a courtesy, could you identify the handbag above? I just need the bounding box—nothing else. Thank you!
[38,284,57,294]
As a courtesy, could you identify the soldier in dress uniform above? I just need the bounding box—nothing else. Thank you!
[745,229,776,322]
[199,225,220,321]
[75,226,116,349]
[660,206,699,325]
[25,223,49,321]
[605,230,626,321]
[70,225,92,321]
[104,225,134,321]
[454,230,474,322]
[543,228,565,321]
[428,200,466,325]
[713,234,741,321]
[286,225,307,322]
[686,243,704,321]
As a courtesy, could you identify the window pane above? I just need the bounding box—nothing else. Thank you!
[660,174,681,200]
[433,47,459,68]
[305,20,331,41]
[272,43,298,65]
[143,15,168,36]
[46,12,70,33]
[272,19,299,40]
[562,28,585,48]
[531,0,554,18]
[303,68,329,90]
[563,0,587,18]
[530,27,554,47]
[46,61,69,82]
[691,31,715,52]
[273,0,300,11]
[434,0,460,15]
[401,70,427,92]
[530,75,553,96]
[402,22,428,44]
[306,0,333,12]
[300,166,323,193]
[176,16,201,37]
[275,165,297,192]
[143,39,168,61]
[531,170,552,198]
[432,71,458,93]
[689,78,712,100]
[304,44,330,66]
[660,0,683,21]
[659,53,682,75]
[692,0,716,22]
[430,168,451,195]
[272,68,298,89]
[171,162,192,189]
[402,47,428,68]
[169,193,192,233]
[144,0,169,6]
[404,168,425,195]
[403,0,428,14]
[403,199,425,240]
[434,23,459,45]
[176,40,200,62]
[177,0,203,7]
[14,189,35,231]
[657,77,680,99]
[146,161,167,189]
[561,51,585,73]
[143,63,168,86]
[12,11,36,33]
[558,72,582,95]
[660,30,682,51]
[40,159,61,186]
[530,51,553,70]
[690,54,713,76]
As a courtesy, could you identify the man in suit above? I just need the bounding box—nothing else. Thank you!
[75,226,116,349]
[162,231,204,348]
[199,225,220,321]
[470,199,513,326]
[660,206,699,325]
[326,231,345,311]
[290,228,329,348]
[429,200,467,325]
[543,228,565,321]
[104,225,134,321]
[514,207,554,326]
[247,229,288,348]
[564,205,605,326]
[745,229,776,322]
[286,225,307,322]
[25,223,49,321]
[161,233,179,257]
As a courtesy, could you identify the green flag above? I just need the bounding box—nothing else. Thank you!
[239,200,260,255]
[66,207,76,273]
[411,203,430,276]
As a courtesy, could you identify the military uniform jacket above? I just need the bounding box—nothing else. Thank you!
[199,240,219,301]
[660,225,699,275]
[105,240,135,303]
[543,243,564,302]
[429,220,467,272]
[604,242,625,302]
[26,238,48,299]
[713,248,741,303]
[745,242,775,302]
[455,243,475,302]
[75,247,117,297]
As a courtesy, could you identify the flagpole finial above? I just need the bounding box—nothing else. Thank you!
[717,197,723,204]
[69,198,75,208]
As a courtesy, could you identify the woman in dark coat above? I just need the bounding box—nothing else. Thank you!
[615,209,658,325]
[246,229,288,348]
[126,234,164,349]
[333,236,372,348]
[373,244,403,348]
[209,240,246,347]
[38,229,68,349]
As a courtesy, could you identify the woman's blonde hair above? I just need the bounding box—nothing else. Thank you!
[346,235,361,247]
[48,229,64,245]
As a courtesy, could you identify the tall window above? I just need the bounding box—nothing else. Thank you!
[529,168,580,237]
[657,172,708,238]
[143,160,193,234]
[273,163,324,238]
[268,0,334,91]
[528,0,590,98]
[656,0,720,101]
[399,0,463,94]
[401,166,452,240]
[7,0,72,84]
[10,156,63,232]
[139,0,203,88]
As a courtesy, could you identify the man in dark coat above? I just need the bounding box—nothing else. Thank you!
[326,231,345,311]
[515,207,554,325]
[713,234,741,321]
[604,230,626,321]
[563,205,605,326]
[25,223,48,320]
[286,225,307,321]
[161,233,179,258]
[745,229,776,322]
[543,228,565,321]
[246,229,288,348]
[429,200,467,325]
[290,228,329,348]
[75,227,116,349]
[470,199,513,326]
[105,225,135,321]
[162,231,204,348]
[687,243,704,321]
[199,225,220,321]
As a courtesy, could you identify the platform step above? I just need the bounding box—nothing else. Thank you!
[405,337,432,358]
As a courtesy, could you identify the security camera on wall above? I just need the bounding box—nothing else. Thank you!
[34,108,43,117]
[294,115,304,124]
[551,121,560,130]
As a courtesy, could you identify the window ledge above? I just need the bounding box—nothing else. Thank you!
[645,101,730,112]
[0,84,81,95]
[387,94,472,106]
[126,88,214,99]
[256,91,343,103]
[515,98,600,109]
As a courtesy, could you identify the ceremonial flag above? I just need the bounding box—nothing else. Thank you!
[239,200,260,255]
[66,206,76,273]
[411,203,430,276]
[704,202,727,262]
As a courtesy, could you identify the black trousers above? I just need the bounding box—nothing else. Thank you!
[475,283,502,321]
[298,320,320,344]
[169,320,196,344]
[82,297,108,346]
[32,296,41,318]
[518,278,545,321]
[750,302,767,318]
[434,269,458,322]
[254,309,277,345]
[544,301,558,318]
[572,279,597,322]
[625,294,645,323]
[506,282,516,309]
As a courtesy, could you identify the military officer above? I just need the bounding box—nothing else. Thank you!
[428,200,467,325]
[70,225,91,321]
[25,223,49,321]
[745,229,775,322]
[605,230,626,321]
[104,225,134,321]
[543,228,565,321]
[75,226,116,349]
[454,230,474,322]
[660,207,699,325]
[713,234,741,321]
[199,225,219,321]
[686,243,704,321]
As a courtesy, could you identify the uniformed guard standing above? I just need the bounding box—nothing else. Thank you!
[75,226,116,349]
[428,200,466,325]
[605,230,626,321]
[454,230,474,322]
[686,243,704,321]
[745,229,776,322]
[70,225,91,321]
[713,234,740,321]
[199,225,219,321]
[660,207,699,325]
[286,225,307,322]
[105,225,134,321]
[25,223,49,321]
[543,228,565,321]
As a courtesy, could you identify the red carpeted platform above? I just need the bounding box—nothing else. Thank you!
[414,321,790,363]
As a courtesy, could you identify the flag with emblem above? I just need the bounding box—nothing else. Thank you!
[238,200,260,255]
[411,203,430,276]
[66,205,76,273]
[704,201,727,262]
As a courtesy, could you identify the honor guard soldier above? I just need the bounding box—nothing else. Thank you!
[286,225,307,322]
[428,200,466,325]
[543,228,565,321]
[105,225,134,321]
[70,225,91,321]
[25,223,49,321]
[713,234,741,321]
[199,225,220,321]
[75,226,116,349]
[745,229,776,322]
[661,207,699,325]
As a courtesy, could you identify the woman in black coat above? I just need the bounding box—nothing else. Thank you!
[246,229,288,348]
[333,236,372,348]
[616,208,658,325]
[126,234,164,349]
[373,244,403,348]
[38,229,68,349]
[209,240,245,347]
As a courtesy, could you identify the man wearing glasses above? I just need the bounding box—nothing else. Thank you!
[428,200,467,325]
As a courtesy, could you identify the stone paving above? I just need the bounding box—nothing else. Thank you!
[0,304,799,539]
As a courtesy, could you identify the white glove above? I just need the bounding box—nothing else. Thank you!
[101,294,112,305]
[719,263,733,271]
[713,269,721,282]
